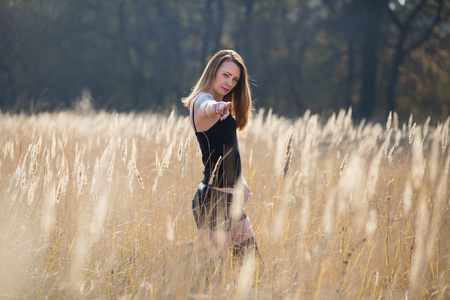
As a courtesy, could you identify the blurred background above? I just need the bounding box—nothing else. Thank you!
[0,0,449,122]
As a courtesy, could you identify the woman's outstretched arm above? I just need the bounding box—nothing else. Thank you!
[193,93,231,121]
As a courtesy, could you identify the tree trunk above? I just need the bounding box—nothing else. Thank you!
[212,0,224,53]
[359,0,382,119]
[343,0,359,110]
[386,44,406,114]
[385,0,444,115]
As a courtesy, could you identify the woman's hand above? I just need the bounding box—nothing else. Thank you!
[211,101,232,121]
[195,93,231,121]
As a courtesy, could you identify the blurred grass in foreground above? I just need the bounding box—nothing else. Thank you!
[0,109,448,299]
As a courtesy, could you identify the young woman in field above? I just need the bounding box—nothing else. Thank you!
[182,50,259,262]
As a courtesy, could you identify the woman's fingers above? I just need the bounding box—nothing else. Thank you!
[220,110,230,121]
[215,101,231,120]
[214,102,225,115]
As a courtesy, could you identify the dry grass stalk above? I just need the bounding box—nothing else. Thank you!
[237,252,256,297]
[283,128,294,179]
[208,155,222,186]
[339,153,349,175]
[441,120,448,149]
[409,195,429,295]
[181,137,190,178]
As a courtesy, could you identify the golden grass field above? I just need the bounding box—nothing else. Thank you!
[0,109,448,299]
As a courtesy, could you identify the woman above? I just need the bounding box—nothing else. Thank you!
[182,50,259,261]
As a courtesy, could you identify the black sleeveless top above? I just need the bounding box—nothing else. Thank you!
[192,95,242,188]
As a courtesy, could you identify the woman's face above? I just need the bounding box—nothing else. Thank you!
[211,60,241,101]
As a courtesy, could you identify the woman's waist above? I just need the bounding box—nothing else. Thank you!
[201,170,241,188]
[198,181,237,195]
[211,186,235,194]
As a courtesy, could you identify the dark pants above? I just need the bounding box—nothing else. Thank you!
[192,183,246,231]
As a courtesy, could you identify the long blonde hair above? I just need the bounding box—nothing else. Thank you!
[182,50,252,131]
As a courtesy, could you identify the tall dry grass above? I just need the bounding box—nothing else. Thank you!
[0,109,448,299]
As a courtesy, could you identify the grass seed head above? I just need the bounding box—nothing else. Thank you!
[339,154,349,175]
[237,252,256,297]
[231,181,245,222]
[51,130,56,158]
[166,214,175,242]
[410,195,429,291]
[402,179,413,214]
[429,133,439,184]
[121,139,128,164]
[323,189,336,236]
[441,122,448,149]
[283,128,294,179]
[208,156,222,186]
[408,122,416,144]
[365,209,377,237]
[411,130,424,190]
[386,111,392,131]
[107,151,116,187]
[41,188,56,243]
[181,137,190,178]
[393,112,399,131]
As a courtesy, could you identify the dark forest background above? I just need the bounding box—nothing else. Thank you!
[0,0,449,122]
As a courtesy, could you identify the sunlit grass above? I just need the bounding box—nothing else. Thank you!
[0,109,448,299]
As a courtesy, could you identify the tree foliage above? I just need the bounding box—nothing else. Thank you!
[0,0,448,121]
